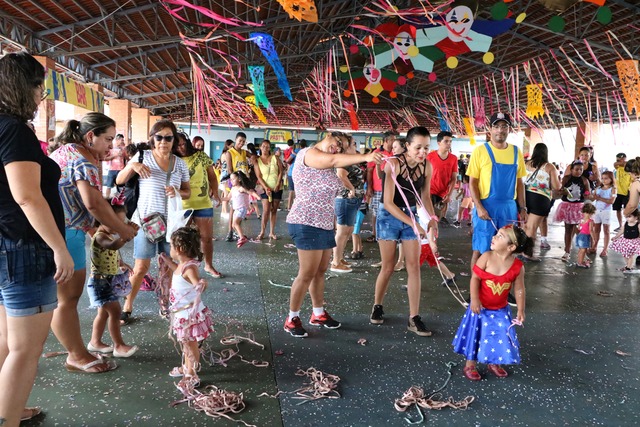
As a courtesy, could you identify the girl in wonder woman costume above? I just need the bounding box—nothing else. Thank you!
[452,224,532,381]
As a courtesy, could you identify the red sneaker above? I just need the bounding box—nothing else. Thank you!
[284,316,308,338]
[309,310,341,329]
[487,364,508,377]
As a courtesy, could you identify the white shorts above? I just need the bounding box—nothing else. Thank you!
[593,209,612,225]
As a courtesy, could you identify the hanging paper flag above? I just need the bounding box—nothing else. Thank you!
[526,84,544,119]
[245,96,268,124]
[436,106,450,131]
[344,101,359,131]
[249,33,293,101]
[276,0,318,23]
[473,97,486,128]
[463,117,476,146]
[248,65,272,112]
[616,60,640,115]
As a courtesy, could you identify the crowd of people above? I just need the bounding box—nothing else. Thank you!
[1,51,639,425]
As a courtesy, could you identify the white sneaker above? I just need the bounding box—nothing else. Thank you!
[330,263,352,273]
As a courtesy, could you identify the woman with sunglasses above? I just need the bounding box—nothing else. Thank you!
[116,120,190,324]
[173,132,222,278]
[284,132,382,338]
[50,112,138,375]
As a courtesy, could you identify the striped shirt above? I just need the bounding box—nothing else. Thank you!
[130,150,189,224]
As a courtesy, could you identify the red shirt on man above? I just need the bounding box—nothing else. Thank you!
[367,149,394,192]
[427,150,458,198]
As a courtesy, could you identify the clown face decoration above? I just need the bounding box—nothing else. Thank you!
[446,5,474,41]
[363,64,382,84]
[394,31,415,59]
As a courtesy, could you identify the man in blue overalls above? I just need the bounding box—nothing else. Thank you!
[467,112,528,270]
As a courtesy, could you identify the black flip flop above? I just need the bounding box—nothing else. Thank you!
[120,311,132,325]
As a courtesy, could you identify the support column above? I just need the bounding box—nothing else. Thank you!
[108,99,132,142]
[33,56,56,142]
[574,121,587,159]
[150,115,163,126]
[524,127,544,157]
[132,108,150,144]
[575,121,601,159]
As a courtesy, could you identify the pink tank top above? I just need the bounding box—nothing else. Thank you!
[286,148,342,230]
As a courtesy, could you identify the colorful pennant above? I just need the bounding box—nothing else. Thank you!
[276,0,318,23]
[616,60,640,115]
[526,84,544,119]
[249,33,293,101]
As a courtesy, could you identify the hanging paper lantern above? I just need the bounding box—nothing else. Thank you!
[473,97,486,128]
[247,66,272,111]
[616,60,640,115]
[276,0,318,23]
[245,96,268,124]
[596,6,612,25]
[249,33,293,101]
[526,84,545,119]
[463,117,476,145]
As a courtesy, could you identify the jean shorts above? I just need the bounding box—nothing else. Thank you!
[0,237,58,317]
[87,276,119,308]
[65,228,87,271]
[287,176,295,191]
[288,223,336,250]
[335,197,361,226]
[133,227,169,260]
[233,207,248,220]
[575,233,591,249]
[376,203,418,241]
[191,208,214,218]
[260,190,283,200]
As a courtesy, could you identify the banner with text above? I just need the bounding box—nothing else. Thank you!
[264,129,298,144]
[45,71,104,113]
[365,135,384,149]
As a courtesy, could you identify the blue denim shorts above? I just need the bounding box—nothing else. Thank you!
[260,190,283,200]
[87,275,119,308]
[376,204,418,241]
[287,176,295,191]
[133,227,170,260]
[65,228,87,271]
[191,208,213,218]
[0,238,58,317]
[288,223,336,250]
[335,197,361,226]
[575,233,591,249]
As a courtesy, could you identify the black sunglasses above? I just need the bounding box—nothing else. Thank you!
[154,134,175,143]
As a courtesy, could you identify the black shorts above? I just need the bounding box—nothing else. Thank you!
[526,191,552,217]
[613,194,628,211]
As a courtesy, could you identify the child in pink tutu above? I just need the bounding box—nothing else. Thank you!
[160,227,214,385]
[610,209,640,274]
[554,161,590,262]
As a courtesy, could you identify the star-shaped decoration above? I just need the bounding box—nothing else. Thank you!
[484,322,488,327]
[498,339,503,344]
[491,348,496,352]
[490,314,495,318]
[484,339,489,344]
[491,331,496,336]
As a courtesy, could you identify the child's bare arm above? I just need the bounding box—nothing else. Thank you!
[182,265,207,292]
[159,253,178,272]
[95,232,127,250]
[513,267,526,323]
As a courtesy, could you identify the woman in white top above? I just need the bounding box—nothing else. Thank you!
[116,120,190,324]
[524,143,561,258]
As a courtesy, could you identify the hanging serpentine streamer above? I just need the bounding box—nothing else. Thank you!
[249,33,293,101]
[248,66,273,113]
[526,84,544,119]
[616,60,640,115]
[473,96,485,128]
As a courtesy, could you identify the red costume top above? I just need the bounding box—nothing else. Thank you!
[472,258,523,310]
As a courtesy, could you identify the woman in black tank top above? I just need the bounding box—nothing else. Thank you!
[370,126,439,337]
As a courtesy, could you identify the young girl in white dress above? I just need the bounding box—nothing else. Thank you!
[160,227,214,385]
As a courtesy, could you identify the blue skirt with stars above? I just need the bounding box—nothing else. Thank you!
[452,306,521,365]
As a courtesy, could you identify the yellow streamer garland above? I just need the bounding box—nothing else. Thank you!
[616,60,640,115]
[463,117,476,146]
[245,96,268,124]
[526,84,544,119]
